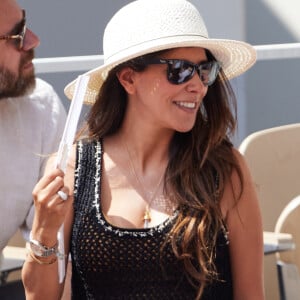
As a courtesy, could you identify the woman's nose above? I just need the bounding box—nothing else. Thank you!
[185,72,208,95]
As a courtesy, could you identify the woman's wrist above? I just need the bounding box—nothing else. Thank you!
[30,228,58,248]
[27,250,58,265]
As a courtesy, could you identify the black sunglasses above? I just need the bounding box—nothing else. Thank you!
[0,10,26,50]
[144,58,221,86]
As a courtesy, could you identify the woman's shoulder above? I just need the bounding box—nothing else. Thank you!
[219,147,257,217]
[231,147,253,181]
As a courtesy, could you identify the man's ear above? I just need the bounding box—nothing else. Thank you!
[117,67,136,94]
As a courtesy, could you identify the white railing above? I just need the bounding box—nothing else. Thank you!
[255,42,300,60]
[33,42,300,74]
[33,55,103,74]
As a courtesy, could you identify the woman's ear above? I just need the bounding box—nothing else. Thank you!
[117,67,136,94]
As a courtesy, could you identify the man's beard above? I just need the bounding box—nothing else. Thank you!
[0,50,36,100]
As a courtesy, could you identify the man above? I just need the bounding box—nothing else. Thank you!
[0,0,66,253]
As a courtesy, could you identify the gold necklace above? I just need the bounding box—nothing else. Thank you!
[123,140,165,228]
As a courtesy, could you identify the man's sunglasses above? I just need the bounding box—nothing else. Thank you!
[144,58,221,86]
[0,9,26,50]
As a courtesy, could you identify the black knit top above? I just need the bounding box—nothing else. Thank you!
[70,139,233,299]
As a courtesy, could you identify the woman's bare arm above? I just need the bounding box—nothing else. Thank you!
[220,149,265,300]
[22,147,76,300]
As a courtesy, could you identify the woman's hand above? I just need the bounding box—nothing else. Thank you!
[30,168,73,246]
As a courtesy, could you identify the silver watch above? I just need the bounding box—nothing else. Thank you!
[29,239,58,257]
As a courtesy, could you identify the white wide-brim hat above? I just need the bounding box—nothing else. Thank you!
[65,0,256,105]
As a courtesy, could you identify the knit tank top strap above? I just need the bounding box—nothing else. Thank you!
[74,139,102,211]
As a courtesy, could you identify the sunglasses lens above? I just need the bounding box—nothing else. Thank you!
[199,62,220,86]
[167,60,220,86]
[167,60,194,84]
[145,58,220,86]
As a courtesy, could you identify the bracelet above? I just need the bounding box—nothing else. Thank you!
[28,250,58,265]
[29,231,58,257]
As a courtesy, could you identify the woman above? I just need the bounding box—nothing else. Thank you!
[22,0,264,299]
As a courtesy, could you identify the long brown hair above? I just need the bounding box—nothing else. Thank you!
[86,49,243,299]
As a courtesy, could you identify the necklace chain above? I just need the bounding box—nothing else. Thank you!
[123,139,165,228]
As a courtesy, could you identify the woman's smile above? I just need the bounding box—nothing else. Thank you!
[173,100,198,110]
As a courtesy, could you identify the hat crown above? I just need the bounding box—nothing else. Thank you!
[103,0,208,63]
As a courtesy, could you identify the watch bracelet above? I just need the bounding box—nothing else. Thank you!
[29,230,60,257]
[28,250,58,265]
[30,239,58,256]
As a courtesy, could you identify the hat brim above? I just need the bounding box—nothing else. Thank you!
[64,36,256,105]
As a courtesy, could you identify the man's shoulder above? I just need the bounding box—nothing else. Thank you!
[30,78,58,100]
[27,78,65,111]
[22,79,66,120]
